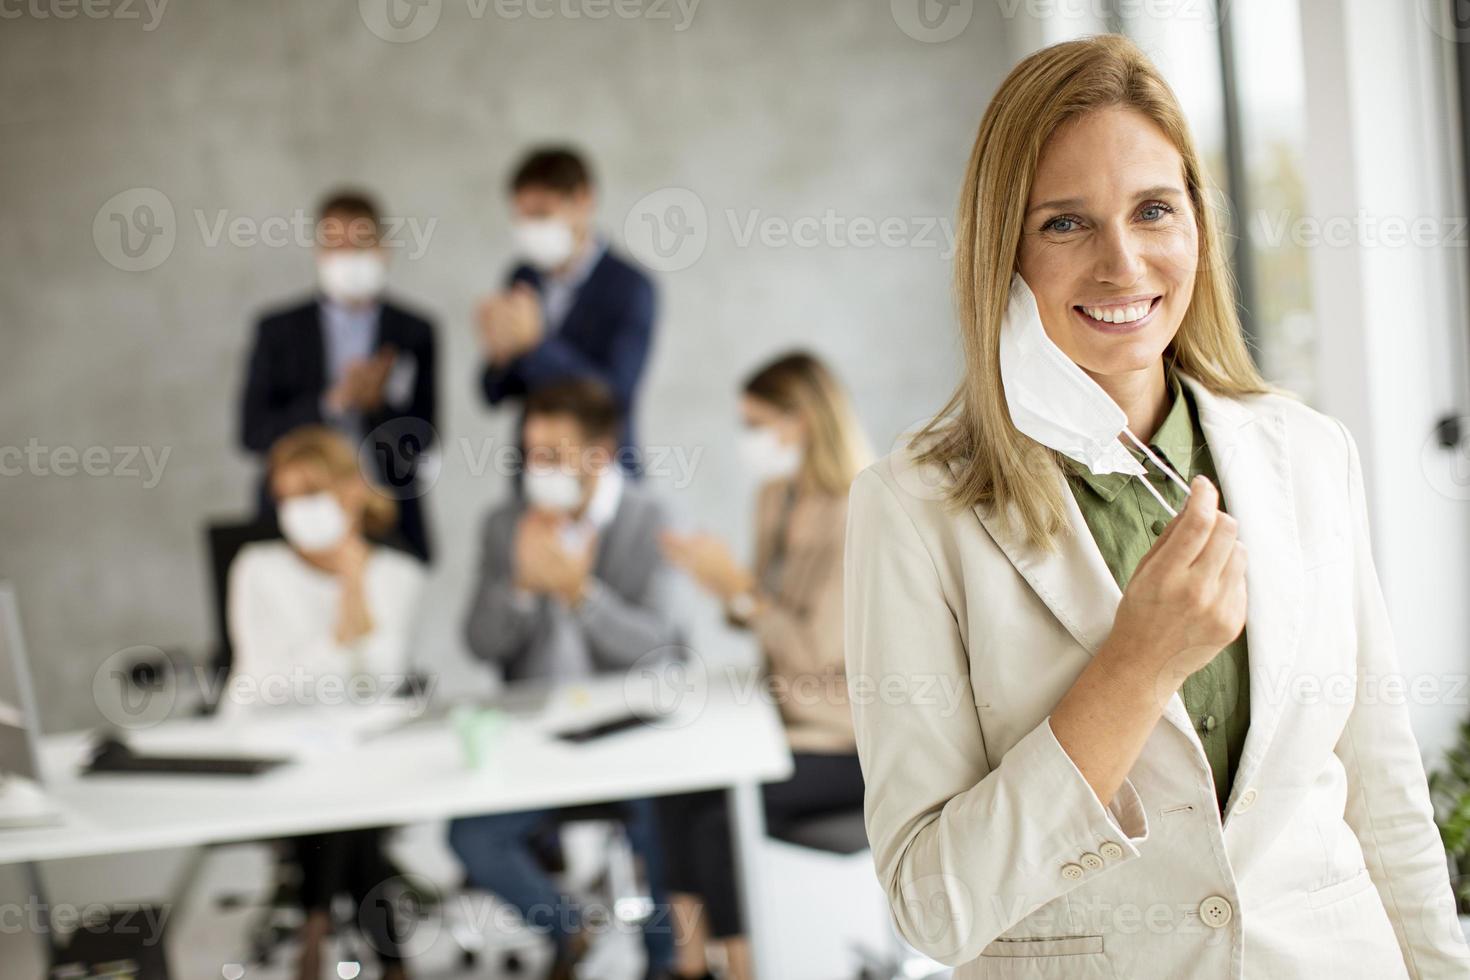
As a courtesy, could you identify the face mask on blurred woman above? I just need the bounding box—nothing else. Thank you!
[317,251,387,305]
[278,492,350,553]
[739,426,802,481]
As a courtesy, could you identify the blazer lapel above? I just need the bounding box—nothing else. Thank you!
[963,372,1304,757]
[958,454,1199,740]
[1182,375,1304,814]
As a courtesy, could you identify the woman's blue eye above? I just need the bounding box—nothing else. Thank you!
[1044,216,1079,234]
[1140,202,1175,221]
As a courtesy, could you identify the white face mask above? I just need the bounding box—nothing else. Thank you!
[524,466,585,513]
[513,218,576,271]
[997,273,1190,514]
[738,426,802,481]
[317,250,386,305]
[278,492,350,553]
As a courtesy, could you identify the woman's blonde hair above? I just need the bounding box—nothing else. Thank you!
[268,425,397,537]
[744,351,873,495]
[915,33,1271,551]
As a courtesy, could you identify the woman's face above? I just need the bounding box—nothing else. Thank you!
[1017,106,1199,381]
[739,394,803,447]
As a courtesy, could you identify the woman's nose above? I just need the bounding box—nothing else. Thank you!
[1091,225,1148,285]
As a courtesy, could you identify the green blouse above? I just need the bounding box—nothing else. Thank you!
[1060,370,1250,809]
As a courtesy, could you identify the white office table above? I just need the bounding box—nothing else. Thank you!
[0,671,795,978]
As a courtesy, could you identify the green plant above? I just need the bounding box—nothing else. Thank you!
[1429,717,1470,914]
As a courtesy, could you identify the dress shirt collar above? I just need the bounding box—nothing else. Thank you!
[1062,368,1198,503]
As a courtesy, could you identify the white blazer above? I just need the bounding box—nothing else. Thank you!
[844,374,1470,979]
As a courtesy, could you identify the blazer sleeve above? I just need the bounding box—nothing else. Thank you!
[1330,419,1470,977]
[463,508,545,668]
[240,316,322,453]
[366,312,437,448]
[511,274,655,412]
[844,464,1150,966]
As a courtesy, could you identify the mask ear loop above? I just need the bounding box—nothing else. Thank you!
[1121,428,1191,519]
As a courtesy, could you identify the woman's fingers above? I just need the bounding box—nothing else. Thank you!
[1142,475,1217,570]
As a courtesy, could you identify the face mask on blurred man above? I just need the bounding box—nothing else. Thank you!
[524,466,584,513]
[513,218,576,271]
[738,426,802,481]
[278,492,350,553]
[317,251,387,305]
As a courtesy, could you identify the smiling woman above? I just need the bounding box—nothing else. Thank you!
[844,33,1470,980]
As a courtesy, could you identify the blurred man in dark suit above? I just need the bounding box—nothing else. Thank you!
[240,190,437,562]
[478,147,655,476]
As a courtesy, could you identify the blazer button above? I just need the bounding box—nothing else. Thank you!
[1235,787,1258,813]
[1079,852,1104,871]
[1199,895,1234,928]
[1099,841,1124,860]
[1061,863,1085,881]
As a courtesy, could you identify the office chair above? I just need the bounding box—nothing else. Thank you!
[200,516,445,974]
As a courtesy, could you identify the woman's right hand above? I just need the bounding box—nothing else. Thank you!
[1104,474,1249,699]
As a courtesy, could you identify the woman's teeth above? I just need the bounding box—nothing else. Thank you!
[1080,300,1154,324]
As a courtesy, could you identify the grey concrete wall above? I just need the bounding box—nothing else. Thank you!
[0,0,1011,731]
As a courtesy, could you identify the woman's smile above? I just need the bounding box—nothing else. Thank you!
[1072,293,1164,335]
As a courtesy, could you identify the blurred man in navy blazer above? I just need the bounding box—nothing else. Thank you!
[477,147,655,476]
[240,190,438,561]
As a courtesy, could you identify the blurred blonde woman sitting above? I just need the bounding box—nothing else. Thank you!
[226,425,424,980]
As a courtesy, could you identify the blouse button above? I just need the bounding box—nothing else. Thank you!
[1150,518,1168,536]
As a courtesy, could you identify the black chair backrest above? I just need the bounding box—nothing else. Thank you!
[205,517,283,685]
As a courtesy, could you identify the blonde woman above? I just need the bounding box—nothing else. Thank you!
[659,351,872,980]
[227,425,423,980]
[845,36,1468,980]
